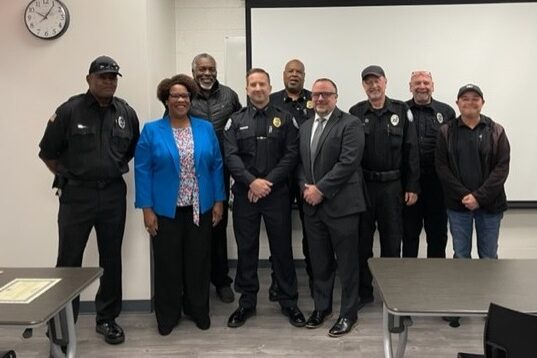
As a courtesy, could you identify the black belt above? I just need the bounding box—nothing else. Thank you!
[363,169,400,182]
[66,178,121,189]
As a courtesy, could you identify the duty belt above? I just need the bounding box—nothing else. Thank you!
[66,178,121,189]
[363,169,400,182]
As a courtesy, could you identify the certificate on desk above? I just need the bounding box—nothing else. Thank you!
[0,278,61,304]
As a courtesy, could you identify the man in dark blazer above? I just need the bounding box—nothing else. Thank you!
[297,78,366,337]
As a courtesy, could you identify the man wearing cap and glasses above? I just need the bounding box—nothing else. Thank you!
[349,65,420,311]
[39,55,140,345]
[436,84,510,260]
[402,71,456,259]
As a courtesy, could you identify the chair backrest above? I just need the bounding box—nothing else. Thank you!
[484,303,537,358]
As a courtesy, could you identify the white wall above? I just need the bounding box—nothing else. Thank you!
[0,0,176,302]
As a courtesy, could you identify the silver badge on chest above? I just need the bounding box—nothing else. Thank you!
[117,116,126,129]
[390,114,399,126]
[436,112,444,124]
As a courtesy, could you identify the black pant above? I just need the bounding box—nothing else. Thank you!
[57,179,126,323]
[402,173,448,258]
[358,180,402,299]
[152,207,212,329]
[305,210,360,319]
[232,184,298,309]
[210,166,233,289]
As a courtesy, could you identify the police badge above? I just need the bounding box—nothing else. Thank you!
[436,112,444,124]
[390,114,399,126]
[306,100,313,109]
[117,116,126,129]
[273,117,282,128]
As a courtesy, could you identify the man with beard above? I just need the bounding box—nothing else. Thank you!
[190,53,242,303]
[349,65,419,311]
[402,71,455,258]
[269,59,315,300]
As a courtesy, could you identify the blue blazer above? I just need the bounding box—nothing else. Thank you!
[134,116,226,218]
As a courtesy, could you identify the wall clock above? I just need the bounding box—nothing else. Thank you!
[24,0,70,40]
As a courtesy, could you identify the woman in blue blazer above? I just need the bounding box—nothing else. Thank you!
[135,74,225,335]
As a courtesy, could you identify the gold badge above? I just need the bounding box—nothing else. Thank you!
[273,117,281,128]
[306,100,313,109]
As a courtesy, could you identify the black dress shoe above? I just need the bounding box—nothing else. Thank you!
[194,315,211,330]
[217,286,235,303]
[96,320,125,344]
[281,306,306,327]
[442,316,461,327]
[357,296,374,311]
[227,306,256,328]
[328,317,357,337]
[158,324,174,336]
[305,310,332,329]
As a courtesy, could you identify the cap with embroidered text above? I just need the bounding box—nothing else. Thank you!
[88,56,122,77]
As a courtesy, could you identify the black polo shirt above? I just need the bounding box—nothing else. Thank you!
[270,89,314,126]
[455,118,485,191]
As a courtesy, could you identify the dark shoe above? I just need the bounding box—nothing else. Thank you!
[328,317,357,337]
[96,320,125,344]
[305,310,332,329]
[442,316,461,328]
[357,296,374,311]
[281,306,306,327]
[194,315,211,330]
[227,306,256,328]
[217,286,235,303]
[158,324,174,336]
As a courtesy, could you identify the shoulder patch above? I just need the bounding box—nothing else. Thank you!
[48,113,57,123]
[224,118,232,131]
[407,109,414,123]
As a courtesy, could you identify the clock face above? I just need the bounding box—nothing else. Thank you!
[24,0,70,40]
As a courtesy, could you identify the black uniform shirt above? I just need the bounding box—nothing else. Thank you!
[224,104,298,188]
[39,91,140,181]
[270,89,314,127]
[406,98,455,173]
[349,97,420,193]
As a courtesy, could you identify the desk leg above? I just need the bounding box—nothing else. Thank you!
[382,304,409,358]
[48,301,77,358]
[383,304,394,358]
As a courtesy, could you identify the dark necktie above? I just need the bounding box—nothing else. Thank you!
[310,118,326,180]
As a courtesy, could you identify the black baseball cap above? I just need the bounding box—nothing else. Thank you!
[457,84,483,99]
[88,55,122,76]
[361,65,385,80]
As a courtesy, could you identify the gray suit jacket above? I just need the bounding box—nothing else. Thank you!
[297,107,366,218]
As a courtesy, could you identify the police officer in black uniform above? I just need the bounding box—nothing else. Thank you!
[349,65,420,309]
[38,56,139,345]
[189,53,242,303]
[269,59,315,300]
[224,68,306,328]
[403,71,455,258]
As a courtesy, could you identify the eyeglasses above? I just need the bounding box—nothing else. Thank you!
[169,93,190,101]
[411,70,432,78]
[311,92,336,99]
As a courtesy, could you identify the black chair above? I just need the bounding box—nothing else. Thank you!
[0,351,16,358]
[458,302,537,358]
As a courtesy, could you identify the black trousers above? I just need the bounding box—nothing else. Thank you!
[232,184,298,309]
[305,210,360,319]
[359,180,403,299]
[152,207,212,329]
[57,179,126,323]
[210,166,233,289]
[402,173,448,258]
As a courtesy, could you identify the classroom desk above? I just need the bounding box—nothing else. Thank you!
[0,267,102,358]
[368,258,537,358]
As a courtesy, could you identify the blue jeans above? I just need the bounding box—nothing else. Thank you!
[447,209,504,259]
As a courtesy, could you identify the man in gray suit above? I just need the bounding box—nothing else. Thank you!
[297,78,365,337]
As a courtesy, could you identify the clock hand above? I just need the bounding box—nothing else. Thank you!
[34,11,47,18]
[42,1,55,19]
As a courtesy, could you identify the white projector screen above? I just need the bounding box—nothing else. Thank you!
[248,1,537,203]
